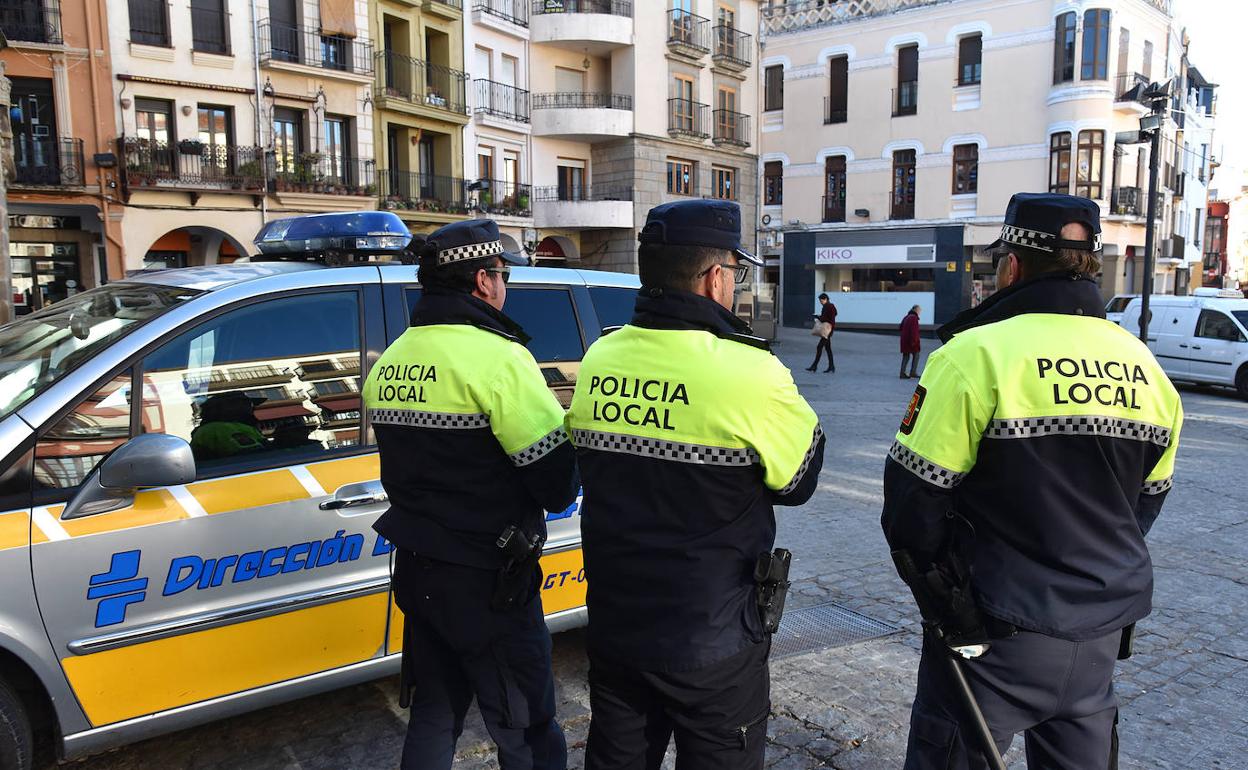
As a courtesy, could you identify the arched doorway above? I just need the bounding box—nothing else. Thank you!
[534,235,578,268]
[142,227,251,270]
[499,233,522,257]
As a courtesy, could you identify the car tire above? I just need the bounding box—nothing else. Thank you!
[0,675,32,770]
[1237,367,1248,402]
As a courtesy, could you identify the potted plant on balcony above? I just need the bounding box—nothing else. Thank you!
[237,160,264,191]
[480,188,493,209]
[517,189,530,212]
[178,139,204,155]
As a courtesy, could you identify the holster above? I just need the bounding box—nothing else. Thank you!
[1118,623,1135,660]
[754,548,792,635]
[491,525,545,611]
[892,548,1001,654]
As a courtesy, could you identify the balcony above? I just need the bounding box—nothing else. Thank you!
[530,0,633,53]
[120,139,267,200]
[424,0,462,18]
[667,10,709,60]
[762,0,953,37]
[0,0,61,44]
[1111,187,1141,216]
[532,185,633,230]
[822,195,845,224]
[474,79,530,123]
[259,22,374,76]
[893,80,917,117]
[273,155,376,197]
[531,92,632,141]
[474,0,528,28]
[712,25,751,71]
[823,96,846,125]
[712,109,750,148]
[474,180,532,218]
[379,171,469,216]
[668,99,709,140]
[12,137,83,187]
[1114,72,1149,111]
[377,51,470,117]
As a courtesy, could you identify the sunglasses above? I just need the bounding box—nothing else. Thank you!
[483,266,511,284]
[698,262,751,285]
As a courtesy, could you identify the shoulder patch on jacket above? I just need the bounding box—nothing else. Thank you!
[899,384,927,436]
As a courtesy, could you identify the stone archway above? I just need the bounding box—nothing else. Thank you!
[499,233,522,256]
[534,235,578,267]
[141,226,252,270]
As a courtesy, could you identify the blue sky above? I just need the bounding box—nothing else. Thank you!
[1178,0,1245,191]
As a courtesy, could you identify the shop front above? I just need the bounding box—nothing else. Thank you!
[7,210,105,316]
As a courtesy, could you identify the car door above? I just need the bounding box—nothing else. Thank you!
[1147,306,1190,380]
[1188,309,1245,385]
[32,286,392,729]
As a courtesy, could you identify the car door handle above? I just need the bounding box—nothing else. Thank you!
[1179,343,1189,348]
[319,491,388,510]
[1191,345,1202,350]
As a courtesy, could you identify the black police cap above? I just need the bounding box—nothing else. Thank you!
[425,218,527,267]
[991,192,1103,254]
[638,200,763,266]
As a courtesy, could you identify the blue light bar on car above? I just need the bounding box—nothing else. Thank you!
[253,211,413,260]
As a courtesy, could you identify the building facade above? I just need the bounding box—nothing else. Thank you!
[759,0,1214,330]
[1,0,123,314]
[527,0,760,272]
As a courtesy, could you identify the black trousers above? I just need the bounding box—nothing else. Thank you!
[901,352,920,376]
[584,640,770,770]
[811,337,835,369]
[905,629,1121,770]
[392,550,567,770]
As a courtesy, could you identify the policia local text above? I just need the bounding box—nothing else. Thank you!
[1038,357,1150,410]
[586,375,689,431]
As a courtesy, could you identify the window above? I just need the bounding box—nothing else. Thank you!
[764,64,783,112]
[1196,310,1245,342]
[823,155,846,223]
[895,45,918,116]
[325,116,351,184]
[1076,129,1104,199]
[35,371,134,490]
[136,98,175,171]
[589,287,637,330]
[1142,41,1153,80]
[667,158,694,196]
[1049,132,1072,193]
[1116,28,1130,81]
[1194,208,1203,248]
[477,148,494,182]
[826,55,848,124]
[958,34,982,86]
[197,105,232,175]
[191,0,229,54]
[404,289,584,363]
[891,149,916,220]
[1054,11,1076,84]
[557,163,584,201]
[129,0,170,46]
[763,160,782,206]
[1081,9,1110,81]
[273,108,303,175]
[141,292,364,472]
[953,144,978,194]
[670,75,696,133]
[712,166,735,200]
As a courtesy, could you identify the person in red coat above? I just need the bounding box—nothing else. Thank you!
[807,293,837,373]
[899,305,922,379]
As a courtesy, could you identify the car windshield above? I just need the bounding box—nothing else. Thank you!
[0,283,200,422]
[1234,311,1248,333]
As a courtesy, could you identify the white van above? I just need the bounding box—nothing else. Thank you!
[1120,288,1248,399]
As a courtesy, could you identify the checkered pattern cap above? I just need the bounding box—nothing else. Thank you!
[427,219,527,266]
[991,193,1103,254]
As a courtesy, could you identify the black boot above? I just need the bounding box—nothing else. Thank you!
[806,364,817,372]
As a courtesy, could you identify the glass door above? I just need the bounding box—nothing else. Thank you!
[10,242,81,315]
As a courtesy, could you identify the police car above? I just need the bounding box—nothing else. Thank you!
[0,212,638,766]
[1120,288,1248,399]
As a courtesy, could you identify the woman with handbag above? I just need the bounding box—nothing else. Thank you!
[807,293,837,373]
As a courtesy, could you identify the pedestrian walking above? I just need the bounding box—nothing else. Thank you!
[899,305,921,379]
[567,200,825,770]
[363,219,578,770]
[880,193,1184,769]
[807,293,837,373]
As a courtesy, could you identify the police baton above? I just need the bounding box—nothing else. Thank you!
[926,624,1007,770]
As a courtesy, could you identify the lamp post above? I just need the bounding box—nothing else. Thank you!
[1137,80,1173,345]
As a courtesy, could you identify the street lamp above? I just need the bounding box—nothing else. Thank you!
[1137,79,1173,345]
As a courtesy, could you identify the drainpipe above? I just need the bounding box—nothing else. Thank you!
[251,0,268,231]
[83,0,125,281]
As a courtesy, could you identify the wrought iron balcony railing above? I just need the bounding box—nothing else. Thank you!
[378,51,469,114]
[379,170,469,214]
[273,155,376,196]
[474,180,532,217]
[712,109,749,147]
[474,79,530,123]
[712,24,751,69]
[531,0,631,17]
[121,138,267,192]
[13,137,83,186]
[532,184,632,202]
[259,22,374,74]
[667,10,710,56]
[669,98,709,139]
[0,0,61,44]
[531,92,632,110]
[474,0,527,26]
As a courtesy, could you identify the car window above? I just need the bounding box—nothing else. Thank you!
[34,370,132,490]
[589,286,638,329]
[1196,310,1246,342]
[142,292,363,476]
[403,287,585,363]
[1233,311,1248,336]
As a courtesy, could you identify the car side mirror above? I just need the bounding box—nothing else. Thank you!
[63,434,197,520]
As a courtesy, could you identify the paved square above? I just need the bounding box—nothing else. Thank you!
[80,329,1248,769]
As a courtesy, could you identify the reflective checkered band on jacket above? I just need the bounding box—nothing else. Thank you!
[888,441,966,489]
[369,408,490,429]
[984,416,1171,448]
[1141,476,1173,495]
[572,429,760,467]
[510,427,569,467]
[438,239,505,265]
[778,426,825,496]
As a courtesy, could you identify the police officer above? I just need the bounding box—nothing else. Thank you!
[567,200,825,770]
[880,193,1184,768]
[363,219,578,770]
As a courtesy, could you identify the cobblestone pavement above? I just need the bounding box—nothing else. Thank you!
[77,329,1248,769]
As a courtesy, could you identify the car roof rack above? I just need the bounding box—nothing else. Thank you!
[252,211,420,266]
